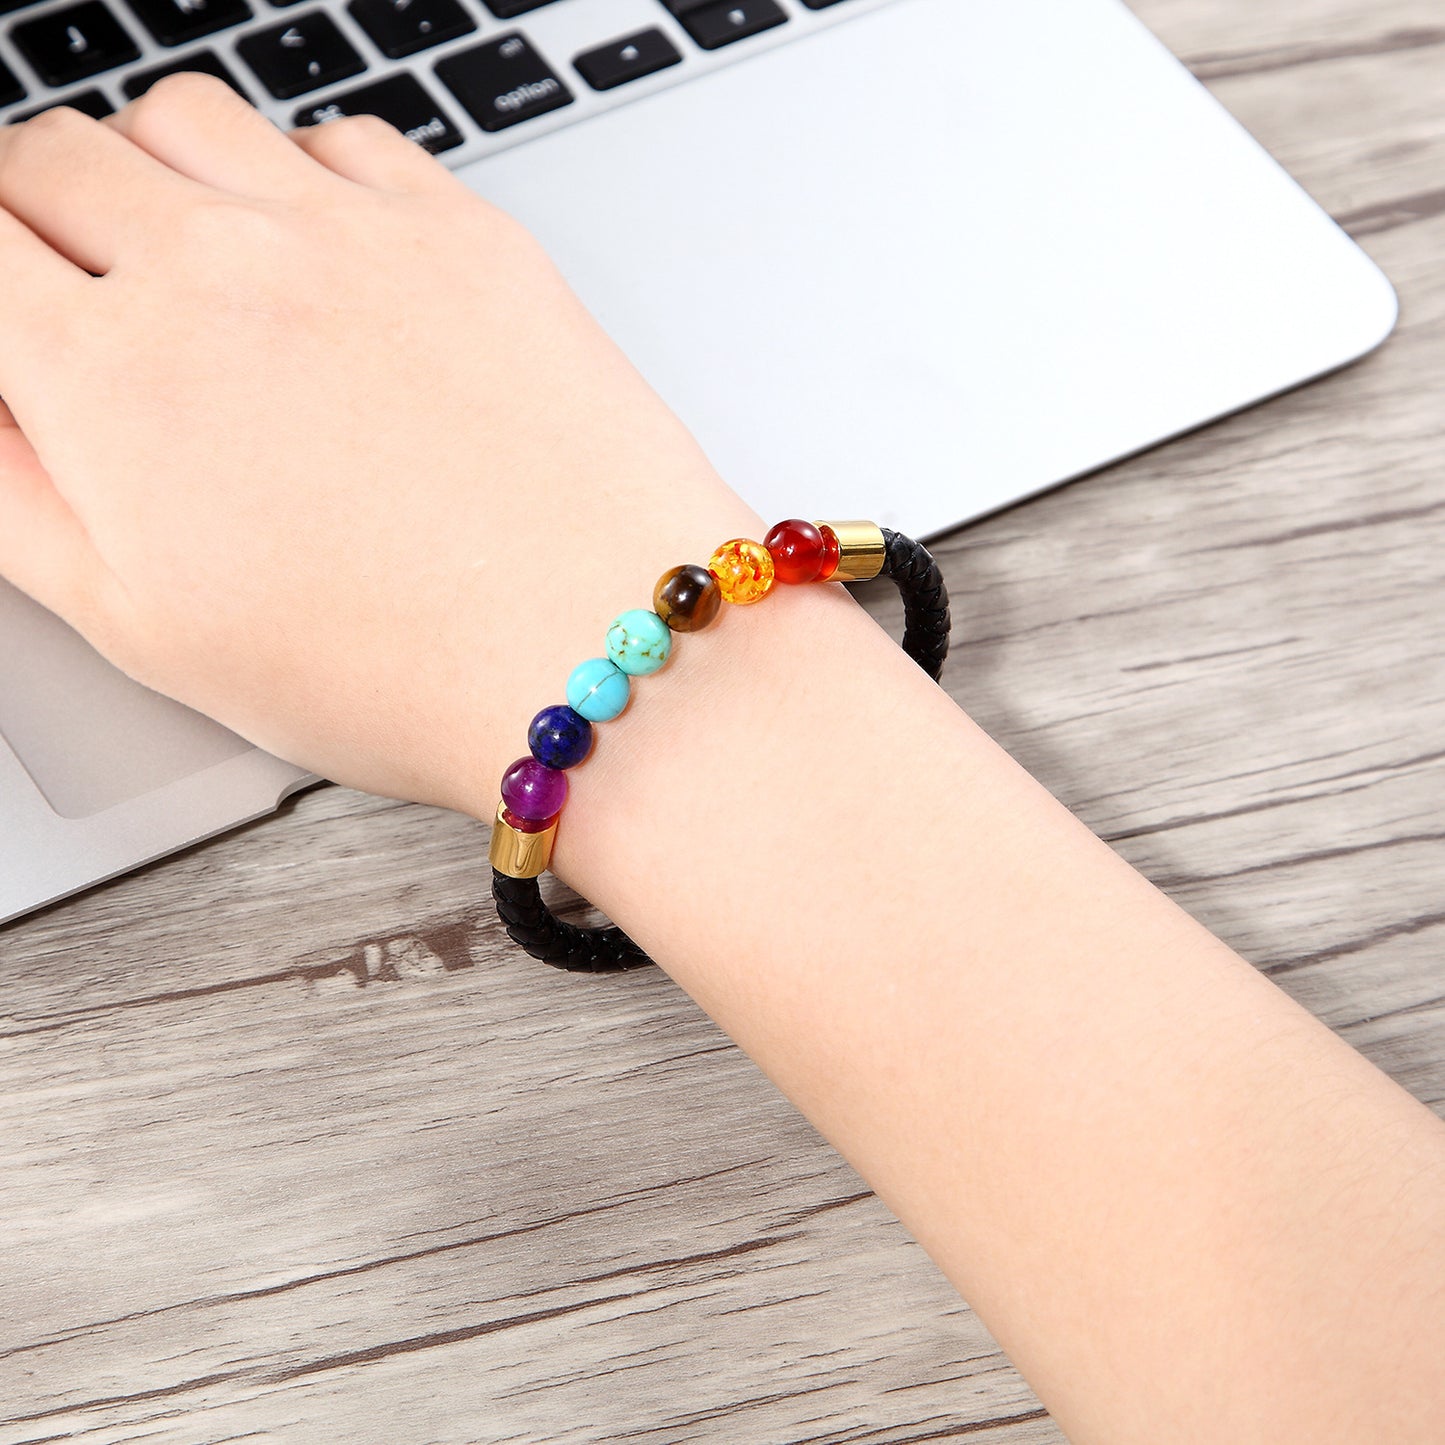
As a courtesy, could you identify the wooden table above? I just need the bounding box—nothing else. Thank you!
[4,2,1441,1439]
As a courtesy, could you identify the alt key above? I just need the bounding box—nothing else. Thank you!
[435,32,571,132]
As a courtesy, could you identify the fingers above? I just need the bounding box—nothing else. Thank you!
[0,412,97,621]
[0,78,453,286]
[0,105,203,273]
[289,113,456,194]
[104,72,318,197]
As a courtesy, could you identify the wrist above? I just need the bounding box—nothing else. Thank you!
[544,569,966,946]
[439,469,767,826]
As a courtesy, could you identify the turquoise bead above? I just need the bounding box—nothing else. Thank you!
[605,608,672,677]
[567,657,630,722]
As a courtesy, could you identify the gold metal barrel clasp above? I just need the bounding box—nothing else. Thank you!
[817,519,887,582]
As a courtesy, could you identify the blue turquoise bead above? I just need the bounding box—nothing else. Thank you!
[566,657,630,722]
[605,608,672,676]
[528,704,594,770]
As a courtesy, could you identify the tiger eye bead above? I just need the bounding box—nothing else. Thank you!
[654,564,722,632]
[708,538,775,605]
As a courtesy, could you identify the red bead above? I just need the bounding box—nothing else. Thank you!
[817,524,841,581]
[764,518,827,585]
[503,806,555,834]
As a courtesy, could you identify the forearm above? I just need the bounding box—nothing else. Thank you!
[542,539,1445,1442]
[3,87,1437,1439]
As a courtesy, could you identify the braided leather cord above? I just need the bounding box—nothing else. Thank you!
[490,871,653,972]
[880,527,950,682]
[492,530,950,972]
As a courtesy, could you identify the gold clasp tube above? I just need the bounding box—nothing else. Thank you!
[817,519,886,582]
[488,802,558,879]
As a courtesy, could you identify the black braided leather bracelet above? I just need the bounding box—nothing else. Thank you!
[489,521,950,973]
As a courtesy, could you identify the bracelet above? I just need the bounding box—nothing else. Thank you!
[489,519,950,973]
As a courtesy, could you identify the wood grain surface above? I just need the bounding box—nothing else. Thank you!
[3,1,1442,1440]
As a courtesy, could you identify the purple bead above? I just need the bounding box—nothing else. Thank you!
[500,756,568,822]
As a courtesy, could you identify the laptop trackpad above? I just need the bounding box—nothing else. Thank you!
[0,579,251,820]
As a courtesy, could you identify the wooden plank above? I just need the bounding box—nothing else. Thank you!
[2,1,1442,1439]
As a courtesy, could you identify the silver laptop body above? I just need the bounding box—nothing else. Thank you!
[0,0,1398,923]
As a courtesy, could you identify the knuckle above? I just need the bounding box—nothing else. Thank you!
[336,111,397,138]
[145,68,234,106]
[4,103,84,152]
[312,111,403,148]
[0,107,75,188]
[126,70,237,127]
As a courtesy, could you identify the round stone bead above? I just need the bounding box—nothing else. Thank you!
[500,756,568,822]
[708,538,775,605]
[817,523,842,581]
[654,564,722,633]
[764,518,828,585]
[528,704,594,770]
[566,656,630,722]
[605,608,673,676]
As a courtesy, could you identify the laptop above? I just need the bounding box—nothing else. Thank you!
[0,0,1397,924]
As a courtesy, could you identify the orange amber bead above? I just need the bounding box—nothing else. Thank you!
[708,538,775,605]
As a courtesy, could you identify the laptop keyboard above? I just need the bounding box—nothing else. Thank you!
[0,0,871,164]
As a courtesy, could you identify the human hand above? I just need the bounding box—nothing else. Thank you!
[0,74,756,817]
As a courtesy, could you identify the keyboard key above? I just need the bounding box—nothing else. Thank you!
[237,11,363,98]
[0,55,25,105]
[573,27,680,92]
[11,1,140,86]
[346,0,472,59]
[14,88,116,118]
[799,0,850,6]
[123,0,251,46]
[666,0,786,50]
[435,32,571,133]
[293,72,460,153]
[0,0,45,13]
[482,0,556,16]
[122,48,248,98]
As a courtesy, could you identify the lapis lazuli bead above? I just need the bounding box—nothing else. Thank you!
[528,704,594,770]
[605,608,672,676]
[566,657,630,722]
